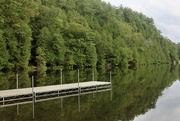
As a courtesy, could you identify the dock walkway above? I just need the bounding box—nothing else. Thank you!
[0,81,111,107]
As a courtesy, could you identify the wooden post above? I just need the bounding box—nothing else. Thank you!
[16,74,18,89]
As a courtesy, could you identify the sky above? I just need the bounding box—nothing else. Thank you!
[102,0,180,43]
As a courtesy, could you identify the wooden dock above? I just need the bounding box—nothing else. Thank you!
[0,81,111,107]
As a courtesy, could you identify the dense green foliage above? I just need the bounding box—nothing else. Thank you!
[0,0,178,70]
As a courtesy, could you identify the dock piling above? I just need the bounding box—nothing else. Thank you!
[79,86,81,94]
[78,94,80,112]
[32,76,34,94]
[110,71,112,101]
[60,69,62,85]
[17,105,19,114]
[110,71,112,84]
[33,97,35,119]
[16,74,18,89]
[3,97,4,105]
[78,69,80,90]
[61,98,63,109]
[16,74,19,114]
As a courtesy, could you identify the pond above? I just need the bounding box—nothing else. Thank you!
[0,65,179,121]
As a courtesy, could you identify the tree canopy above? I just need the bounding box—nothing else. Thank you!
[0,0,178,70]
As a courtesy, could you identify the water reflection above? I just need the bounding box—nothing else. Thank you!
[0,88,112,120]
[134,80,180,121]
[109,65,178,121]
[0,65,179,121]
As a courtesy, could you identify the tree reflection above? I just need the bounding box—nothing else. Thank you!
[0,65,179,121]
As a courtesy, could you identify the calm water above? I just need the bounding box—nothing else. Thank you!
[0,65,180,121]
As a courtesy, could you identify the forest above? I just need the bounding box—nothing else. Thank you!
[0,0,179,71]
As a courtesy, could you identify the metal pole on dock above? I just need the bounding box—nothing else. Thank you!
[110,71,112,101]
[78,94,80,112]
[110,87,112,101]
[16,74,18,89]
[3,97,4,105]
[32,76,34,93]
[92,70,95,98]
[93,92,95,98]
[78,69,79,89]
[17,104,19,115]
[60,69,63,109]
[60,69,62,85]
[61,98,63,109]
[16,74,19,114]
[110,71,112,84]
[77,70,81,111]
[32,75,35,119]
[33,98,35,119]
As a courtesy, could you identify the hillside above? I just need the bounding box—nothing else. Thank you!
[0,0,178,70]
